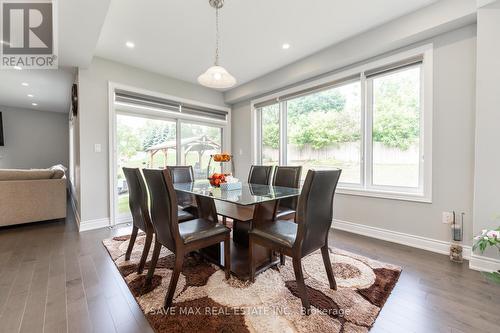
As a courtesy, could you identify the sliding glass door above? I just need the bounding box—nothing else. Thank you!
[180,122,222,179]
[116,113,177,218]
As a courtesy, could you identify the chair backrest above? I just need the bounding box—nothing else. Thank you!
[167,166,194,183]
[272,166,302,210]
[143,169,180,251]
[167,166,195,207]
[122,168,152,233]
[294,169,341,256]
[248,165,273,185]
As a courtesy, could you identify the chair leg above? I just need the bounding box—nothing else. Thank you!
[280,253,285,266]
[224,234,231,279]
[125,226,139,261]
[137,231,153,274]
[164,253,183,309]
[145,241,161,286]
[292,256,311,315]
[321,245,337,290]
[249,236,255,283]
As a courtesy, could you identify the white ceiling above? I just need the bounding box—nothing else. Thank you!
[0,0,441,113]
[0,0,110,113]
[96,0,439,89]
[0,68,75,113]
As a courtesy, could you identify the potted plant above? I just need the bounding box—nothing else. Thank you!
[473,227,500,284]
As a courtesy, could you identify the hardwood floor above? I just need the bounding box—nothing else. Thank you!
[0,203,498,333]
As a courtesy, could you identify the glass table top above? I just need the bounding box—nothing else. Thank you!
[173,181,301,206]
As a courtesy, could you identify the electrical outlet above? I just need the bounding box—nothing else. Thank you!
[94,143,102,153]
[442,211,454,224]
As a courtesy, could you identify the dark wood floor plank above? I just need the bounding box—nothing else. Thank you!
[19,252,51,333]
[43,251,67,333]
[0,260,36,333]
[64,244,92,333]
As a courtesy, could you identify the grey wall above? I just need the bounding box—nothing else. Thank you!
[0,106,69,169]
[77,57,226,223]
[225,0,477,104]
[231,100,253,179]
[473,2,500,259]
[231,25,477,247]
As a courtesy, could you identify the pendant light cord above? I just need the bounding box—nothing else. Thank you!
[215,6,220,66]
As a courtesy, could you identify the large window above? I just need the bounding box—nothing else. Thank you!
[286,81,361,183]
[371,66,421,188]
[112,88,229,223]
[260,103,280,166]
[255,48,432,201]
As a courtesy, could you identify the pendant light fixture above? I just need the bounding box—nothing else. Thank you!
[198,0,236,89]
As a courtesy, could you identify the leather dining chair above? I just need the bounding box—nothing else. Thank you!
[273,166,302,220]
[248,169,342,314]
[272,166,302,265]
[122,168,154,274]
[143,169,231,309]
[248,165,273,185]
[166,166,198,222]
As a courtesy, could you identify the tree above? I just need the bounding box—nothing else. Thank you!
[117,124,141,160]
[372,68,420,150]
[141,121,176,150]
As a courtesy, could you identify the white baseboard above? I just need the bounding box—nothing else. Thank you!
[79,218,110,232]
[332,218,473,261]
[469,254,500,272]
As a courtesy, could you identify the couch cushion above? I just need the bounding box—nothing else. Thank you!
[49,165,67,179]
[0,169,55,181]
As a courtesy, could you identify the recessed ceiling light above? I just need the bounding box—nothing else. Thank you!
[282,43,291,50]
[14,66,22,70]
[125,41,135,49]
[27,94,34,98]
[32,103,38,106]
[21,82,29,86]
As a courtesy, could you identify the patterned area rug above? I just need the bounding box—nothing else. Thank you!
[103,234,401,333]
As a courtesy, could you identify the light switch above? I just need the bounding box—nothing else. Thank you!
[239,149,243,155]
[94,143,102,153]
[442,211,454,224]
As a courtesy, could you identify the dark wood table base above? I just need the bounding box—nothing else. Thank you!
[196,197,280,280]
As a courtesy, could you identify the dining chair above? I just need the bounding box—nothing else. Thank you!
[122,167,154,274]
[247,165,273,185]
[143,168,231,309]
[166,165,198,221]
[272,166,302,265]
[248,169,342,314]
[273,166,302,220]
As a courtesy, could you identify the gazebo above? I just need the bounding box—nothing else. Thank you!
[145,135,221,169]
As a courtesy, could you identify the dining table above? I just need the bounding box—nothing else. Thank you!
[173,181,301,280]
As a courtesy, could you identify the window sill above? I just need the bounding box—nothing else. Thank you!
[336,187,432,203]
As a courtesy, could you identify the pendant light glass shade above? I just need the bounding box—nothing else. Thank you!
[198,65,236,89]
[198,0,236,89]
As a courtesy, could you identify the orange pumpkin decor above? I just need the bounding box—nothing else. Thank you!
[213,153,231,162]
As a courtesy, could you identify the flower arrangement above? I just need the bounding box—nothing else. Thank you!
[473,227,500,284]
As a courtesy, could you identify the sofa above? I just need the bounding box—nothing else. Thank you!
[0,168,67,227]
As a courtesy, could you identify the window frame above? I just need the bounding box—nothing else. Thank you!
[109,82,231,225]
[251,45,433,203]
